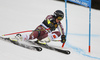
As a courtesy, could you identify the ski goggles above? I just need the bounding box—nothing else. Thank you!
[57,17,63,20]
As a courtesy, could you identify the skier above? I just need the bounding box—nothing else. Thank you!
[11,10,66,44]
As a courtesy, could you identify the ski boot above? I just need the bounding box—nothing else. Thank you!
[10,34,23,42]
[36,40,47,45]
[35,36,51,45]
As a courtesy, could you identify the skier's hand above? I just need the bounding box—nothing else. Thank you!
[61,35,66,43]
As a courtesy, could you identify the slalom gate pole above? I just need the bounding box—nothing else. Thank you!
[89,0,91,53]
[62,0,68,48]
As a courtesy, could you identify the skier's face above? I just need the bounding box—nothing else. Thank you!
[56,19,61,23]
[56,17,62,23]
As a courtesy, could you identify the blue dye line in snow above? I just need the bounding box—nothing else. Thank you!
[65,41,100,60]
[68,33,100,37]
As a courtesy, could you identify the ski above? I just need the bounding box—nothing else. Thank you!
[29,41,71,55]
[0,37,42,51]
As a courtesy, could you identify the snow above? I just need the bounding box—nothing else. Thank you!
[0,0,100,60]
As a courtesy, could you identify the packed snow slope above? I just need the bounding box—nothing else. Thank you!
[0,0,100,60]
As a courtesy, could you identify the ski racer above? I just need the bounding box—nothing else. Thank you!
[11,10,66,44]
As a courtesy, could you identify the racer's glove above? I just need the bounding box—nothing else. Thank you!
[61,35,66,43]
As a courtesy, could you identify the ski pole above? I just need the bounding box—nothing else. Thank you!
[2,28,50,36]
[52,40,61,42]
[2,30,32,36]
